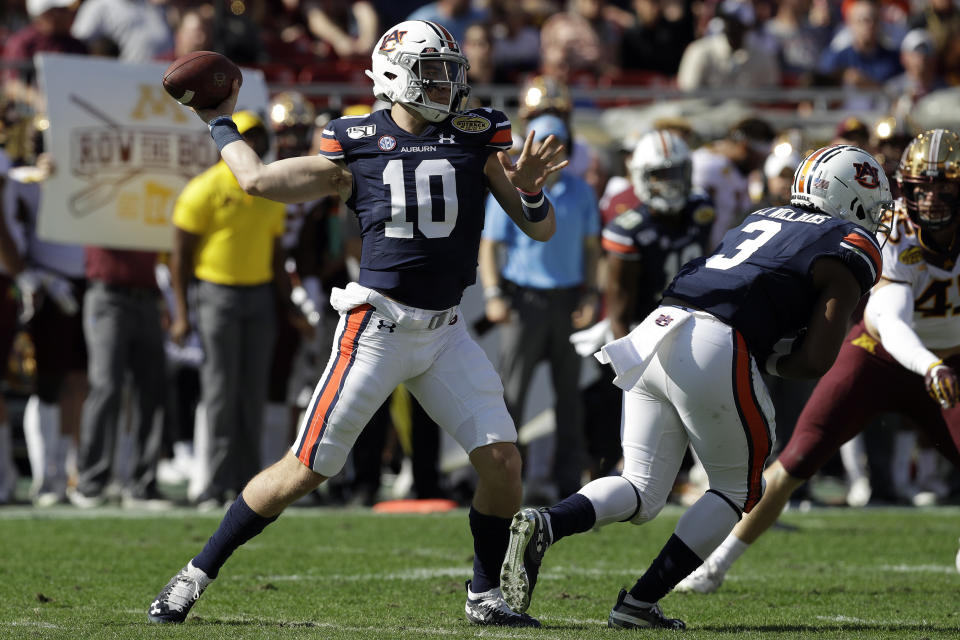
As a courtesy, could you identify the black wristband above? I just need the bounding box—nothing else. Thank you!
[208,116,243,152]
[520,191,550,223]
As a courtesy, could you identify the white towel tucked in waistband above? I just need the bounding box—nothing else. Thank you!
[595,307,691,390]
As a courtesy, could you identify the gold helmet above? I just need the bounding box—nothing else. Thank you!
[896,129,960,231]
[269,91,316,158]
[518,75,571,121]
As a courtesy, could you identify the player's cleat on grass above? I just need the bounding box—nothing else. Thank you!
[500,507,552,613]
[673,557,724,594]
[147,561,212,623]
[464,580,541,627]
[608,589,685,630]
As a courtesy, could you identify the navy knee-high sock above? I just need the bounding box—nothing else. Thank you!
[192,495,279,578]
[546,493,596,543]
[629,534,703,603]
[469,506,511,593]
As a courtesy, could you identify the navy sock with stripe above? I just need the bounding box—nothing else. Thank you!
[469,506,511,593]
[192,494,279,578]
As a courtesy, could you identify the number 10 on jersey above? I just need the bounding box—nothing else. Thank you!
[383,159,459,239]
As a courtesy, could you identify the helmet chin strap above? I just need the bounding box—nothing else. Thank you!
[406,101,448,122]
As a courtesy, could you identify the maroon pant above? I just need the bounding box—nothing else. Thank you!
[779,320,960,479]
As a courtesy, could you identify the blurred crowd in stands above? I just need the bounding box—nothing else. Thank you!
[0,0,958,511]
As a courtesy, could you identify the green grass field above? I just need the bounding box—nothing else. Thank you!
[1,504,958,639]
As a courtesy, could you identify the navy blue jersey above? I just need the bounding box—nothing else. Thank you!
[601,192,714,318]
[664,205,882,356]
[318,107,512,309]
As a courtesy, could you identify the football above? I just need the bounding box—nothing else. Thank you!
[162,51,242,109]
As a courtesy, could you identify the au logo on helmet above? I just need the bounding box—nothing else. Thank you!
[380,30,407,52]
[853,161,880,188]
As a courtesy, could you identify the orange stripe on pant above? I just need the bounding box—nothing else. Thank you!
[733,332,771,512]
[296,304,373,468]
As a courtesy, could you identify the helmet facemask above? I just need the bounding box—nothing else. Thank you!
[632,161,691,214]
[900,177,960,231]
[629,130,693,215]
[385,48,470,123]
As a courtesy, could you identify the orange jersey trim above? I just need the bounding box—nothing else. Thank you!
[601,237,637,254]
[842,231,882,277]
[319,137,343,153]
[733,332,771,512]
[296,305,373,467]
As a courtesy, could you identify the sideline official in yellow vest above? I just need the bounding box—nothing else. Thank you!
[170,110,286,508]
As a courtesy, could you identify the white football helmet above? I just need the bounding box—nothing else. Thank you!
[791,144,893,233]
[365,20,470,123]
[628,130,692,214]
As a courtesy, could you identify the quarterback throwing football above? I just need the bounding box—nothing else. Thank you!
[148,20,566,628]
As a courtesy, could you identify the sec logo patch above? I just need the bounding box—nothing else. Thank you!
[378,135,397,151]
[451,115,491,133]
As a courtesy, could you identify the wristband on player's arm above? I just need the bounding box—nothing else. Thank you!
[517,187,550,223]
[208,115,243,152]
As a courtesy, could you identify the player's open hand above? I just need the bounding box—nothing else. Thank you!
[193,79,241,124]
[497,130,569,193]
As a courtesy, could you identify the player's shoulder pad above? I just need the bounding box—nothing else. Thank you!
[319,113,379,158]
[834,221,884,292]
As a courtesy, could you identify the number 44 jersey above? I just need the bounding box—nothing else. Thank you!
[664,204,883,358]
[880,204,960,349]
[319,107,513,310]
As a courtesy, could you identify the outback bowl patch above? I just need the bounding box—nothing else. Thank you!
[693,206,716,225]
[451,115,491,133]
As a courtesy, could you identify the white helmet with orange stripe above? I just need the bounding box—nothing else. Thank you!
[365,20,471,123]
[791,144,893,234]
[629,130,692,214]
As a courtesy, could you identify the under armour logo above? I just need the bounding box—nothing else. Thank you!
[655,314,673,327]
[377,319,396,332]
[438,133,456,144]
[853,161,880,189]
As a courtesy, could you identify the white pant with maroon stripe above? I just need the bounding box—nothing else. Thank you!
[608,307,775,523]
[292,284,515,477]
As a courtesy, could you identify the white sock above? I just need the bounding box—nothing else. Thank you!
[577,476,641,527]
[840,434,869,484]
[22,395,45,493]
[711,533,750,573]
[674,491,740,560]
